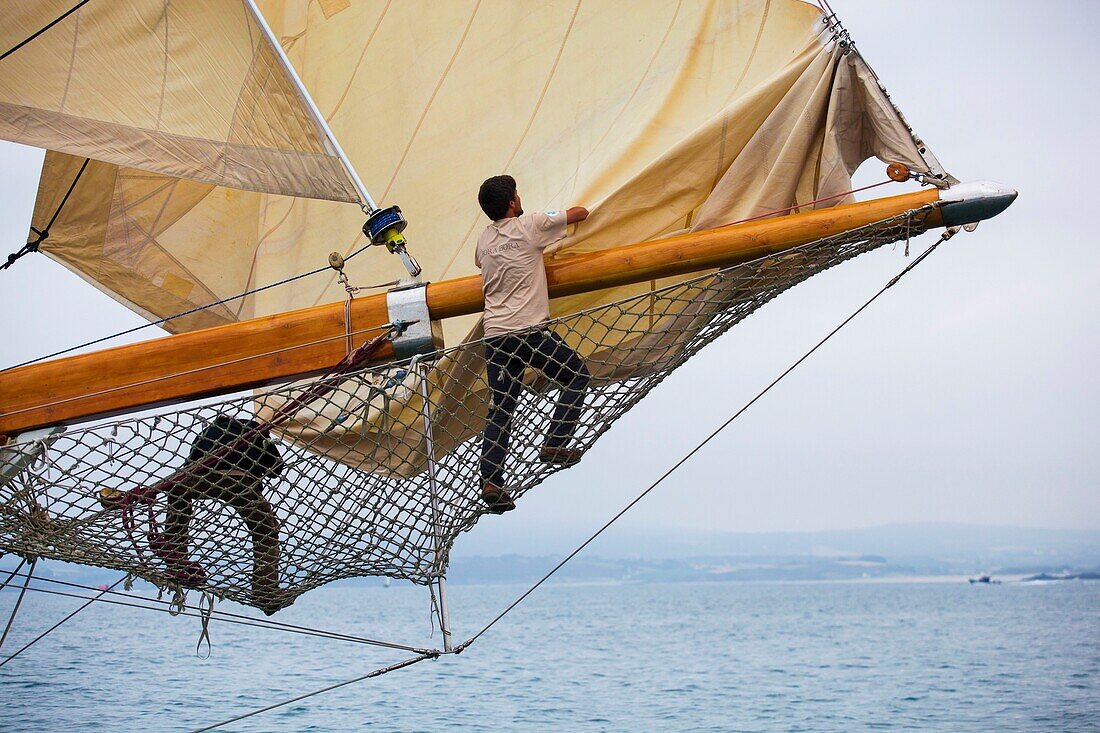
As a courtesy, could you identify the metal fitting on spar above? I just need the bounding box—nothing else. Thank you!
[365,205,423,278]
[938,181,1018,228]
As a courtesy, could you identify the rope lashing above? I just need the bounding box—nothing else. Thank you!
[195,591,215,658]
[2,241,41,271]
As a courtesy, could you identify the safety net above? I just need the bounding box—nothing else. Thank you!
[0,206,938,613]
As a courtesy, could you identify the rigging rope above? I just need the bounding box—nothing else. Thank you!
[3,240,386,372]
[1,573,430,653]
[0,207,958,731]
[0,556,28,591]
[458,228,955,650]
[2,158,90,273]
[0,575,125,669]
[716,179,894,229]
[190,651,439,733]
[3,177,891,371]
[0,206,944,614]
[0,557,36,649]
[0,0,91,62]
[187,226,957,731]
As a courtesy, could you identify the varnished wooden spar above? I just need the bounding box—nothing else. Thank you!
[0,188,944,436]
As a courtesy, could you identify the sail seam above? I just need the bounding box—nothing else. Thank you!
[0,0,90,63]
[436,0,585,282]
[308,0,485,308]
[325,0,393,122]
[729,0,772,98]
[377,0,484,205]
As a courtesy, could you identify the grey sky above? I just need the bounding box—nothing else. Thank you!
[0,0,1096,540]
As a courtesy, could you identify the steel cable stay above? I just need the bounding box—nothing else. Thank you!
[3,240,394,373]
[0,557,36,649]
[0,575,125,669]
[189,651,441,733]
[185,229,956,732]
[0,557,28,591]
[0,571,431,655]
[0,0,91,63]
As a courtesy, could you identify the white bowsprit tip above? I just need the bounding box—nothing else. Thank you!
[939,181,1018,227]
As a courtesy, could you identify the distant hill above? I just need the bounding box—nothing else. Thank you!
[452,521,1100,568]
[6,522,1098,591]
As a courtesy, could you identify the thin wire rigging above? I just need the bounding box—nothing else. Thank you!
[190,228,955,730]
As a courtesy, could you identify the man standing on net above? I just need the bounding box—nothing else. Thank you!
[475,175,591,514]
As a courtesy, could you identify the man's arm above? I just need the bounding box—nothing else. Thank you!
[566,206,589,225]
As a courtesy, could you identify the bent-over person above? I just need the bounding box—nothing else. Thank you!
[153,416,286,615]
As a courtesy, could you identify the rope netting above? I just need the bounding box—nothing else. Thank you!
[0,206,938,613]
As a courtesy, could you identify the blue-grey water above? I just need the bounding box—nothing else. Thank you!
[1,580,1097,732]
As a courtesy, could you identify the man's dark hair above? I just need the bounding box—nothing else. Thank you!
[478,175,517,220]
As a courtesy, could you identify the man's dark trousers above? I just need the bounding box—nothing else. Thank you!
[480,329,590,486]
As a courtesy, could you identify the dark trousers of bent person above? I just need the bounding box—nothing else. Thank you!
[481,329,590,486]
[162,472,281,611]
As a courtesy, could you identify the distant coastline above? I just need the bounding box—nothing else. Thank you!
[5,521,1098,590]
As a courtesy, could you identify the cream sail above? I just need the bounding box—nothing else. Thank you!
[14,0,929,334]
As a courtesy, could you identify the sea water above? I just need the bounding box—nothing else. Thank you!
[1,580,1097,732]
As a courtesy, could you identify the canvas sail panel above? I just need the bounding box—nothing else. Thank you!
[31,153,263,331]
[246,0,852,332]
[345,39,930,477]
[22,1,934,472]
[0,0,356,201]
[242,0,926,473]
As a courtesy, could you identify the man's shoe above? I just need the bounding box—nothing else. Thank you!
[481,482,516,514]
[539,445,582,466]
